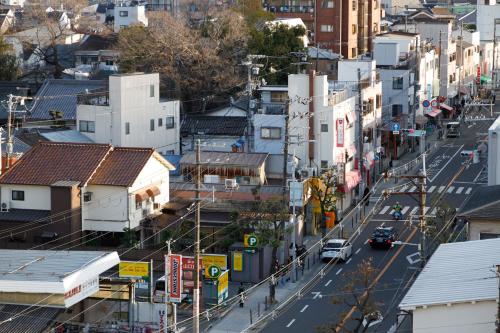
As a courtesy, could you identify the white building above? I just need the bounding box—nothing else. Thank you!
[77,73,180,155]
[399,238,500,333]
[0,142,175,235]
[113,1,148,33]
[476,2,500,82]
[0,0,24,7]
[488,116,500,185]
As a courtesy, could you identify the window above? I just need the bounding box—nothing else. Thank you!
[150,119,155,131]
[136,199,142,210]
[374,0,378,8]
[351,47,357,57]
[392,104,403,117]
[12,190,24,201]
[373,23,378,33]
[158,118,163,127]
[321,160,328,169]
[376,94,382,108]
[105,60,114,66]
[165,150,175,155]
[321,124,328,132]
[392,77,403,89]
[119,10,128,17]
[83,192,92,202]
[79,120,95,133]
[165,116,175,129]
[125,122,130,135]
[261,127,281,139]
[352,0,356,10]
[321,25,334,32]
[270,91,287,102]
[352,24,357,34]
[150,84,155,97]
[322,0,334,8]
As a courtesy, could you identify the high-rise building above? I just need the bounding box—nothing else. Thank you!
[264,0,382,59]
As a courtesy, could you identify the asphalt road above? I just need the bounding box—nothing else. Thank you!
[260,104,495,333]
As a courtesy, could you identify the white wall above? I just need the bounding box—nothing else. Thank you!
[113,4,148,32]
[373,42,400,66]
[469,220,500,240]
[0,185,50,210]
[488,117,500,185]
[83,185,129,232]
[477,4,500,41]
[412,300,497,333]
[254,114,285,155]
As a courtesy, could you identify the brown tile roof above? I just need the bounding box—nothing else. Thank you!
[89,147,154,187]
[0,142,111,186]
[431,7,453,16]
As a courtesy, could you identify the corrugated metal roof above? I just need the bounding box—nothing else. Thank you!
[0,209,50,222]
[180,152,268,168]
[0,250,117,283]
[39,129,95,143]
[459,185,500,218]
[399,238,500,310]
[181,116,247,136]
[0,304,60,333]
[28,79,106,121]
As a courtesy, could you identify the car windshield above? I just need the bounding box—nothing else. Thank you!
[324,242,342,250]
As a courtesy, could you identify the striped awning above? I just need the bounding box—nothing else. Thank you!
[135,191,149,202]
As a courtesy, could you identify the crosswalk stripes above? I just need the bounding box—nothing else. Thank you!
[408,186,417,192]
[424,207,430,214]
[401,206,410,214]
[465,187,473,194]
[380,206,390,214]
[430,207,437,215]
[428,185,436,193]
[456,186,464,194]
[410,207,419,215]
[377,205,450,216]
[438,186,446,193]
[447,186,455,193]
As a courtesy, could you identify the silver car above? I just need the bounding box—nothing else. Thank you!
[321,239,353,262]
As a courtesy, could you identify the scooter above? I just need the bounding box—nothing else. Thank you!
[393,210,403,221]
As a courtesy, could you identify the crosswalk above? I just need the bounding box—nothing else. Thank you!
[378,205,438,217]
[398,185,473,195]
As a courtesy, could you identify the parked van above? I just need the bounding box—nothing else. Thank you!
[446,122,461,138]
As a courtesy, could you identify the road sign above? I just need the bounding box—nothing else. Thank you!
[207,265,221,279]
[244,234,259,248]
[431,99,438,107]
[392,131,400,135]
[118,261,149,279]
[391,123,400,132]
[422,99,430,108]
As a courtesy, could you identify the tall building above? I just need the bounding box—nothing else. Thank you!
[265,0,382,59]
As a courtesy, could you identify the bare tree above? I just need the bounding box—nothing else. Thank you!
[319,258,382,333]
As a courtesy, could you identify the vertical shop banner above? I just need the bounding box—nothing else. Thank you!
[336,118,344,147]
[233,252,243,272]
[169,254,182,303]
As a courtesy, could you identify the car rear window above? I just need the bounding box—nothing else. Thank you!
[325,242,342,249]
[373,229,392,237]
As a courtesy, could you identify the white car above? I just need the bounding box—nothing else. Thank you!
[321,239,352,262]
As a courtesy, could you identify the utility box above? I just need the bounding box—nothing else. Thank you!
[228,242,273,283]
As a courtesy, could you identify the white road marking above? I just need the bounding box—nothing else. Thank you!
[438,186,446,193]
[346,258,352,264]
[424,207,430,214]
[408,186,417,192]
[473,166,485,182]
[465,187,473,194]
[401,206,410,214]
[364,239,369,245]
[300,305,309,313]
[410,207,419,215]
[430,145,464,182]
[336,268,343,275]
[380,206,390,214]
[311,292,322,300]
[406,252,421,265]
[430,207,437,215]
[355,248,361,255]
[286,319,296,327]
[447,186,455,193]
[428,185,436,193]
[456,186,464,194]
[389,209,395,215]
[324,280,332,287]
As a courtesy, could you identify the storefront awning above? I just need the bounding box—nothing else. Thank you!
[425,108,442,118]
[459,86,470,95]
[344,170,361,191]
[146,186,161,198]
[415,115,428,125]
[440,103,454,112]
[135,191,149,202]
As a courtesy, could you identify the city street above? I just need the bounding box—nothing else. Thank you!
[259,103,495,333]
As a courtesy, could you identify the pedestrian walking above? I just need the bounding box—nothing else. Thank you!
[363,187,370,206]
[238,282,245,307]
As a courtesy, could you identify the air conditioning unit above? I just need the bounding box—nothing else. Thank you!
[300,168,316,178]
[225,178,238,189]
[1,202,10,212]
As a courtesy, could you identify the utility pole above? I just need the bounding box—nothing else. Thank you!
[458,20,463,100]
[193,139,201,333]
[165,239,176,333]
[282,99,290,198]
[438,31,443,96]
[412,38,421,151]
[357,69,365,201]
[6,95,15,170]
[496,264,499,333]
[419,153,427,264]
[242,55,265,152]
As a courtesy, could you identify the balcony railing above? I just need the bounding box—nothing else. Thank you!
[265,4,314,13]
[77,88,110,106]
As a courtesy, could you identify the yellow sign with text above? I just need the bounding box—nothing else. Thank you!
[118,261,149,278]
[218,270,229,295]
[202,254,227,278]
[233,252,243,272]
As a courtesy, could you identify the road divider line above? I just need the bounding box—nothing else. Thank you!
[465,187,473,194]
[286,319,296,328]
[300,305,309,313]
[336,268,343,275]
[355,248,361,255]
[364,239,369,245]
[401,206,410,214]
[430,144,464,182]
[324,280,332,287]
[410,207,419,215]
[346,258,352,264]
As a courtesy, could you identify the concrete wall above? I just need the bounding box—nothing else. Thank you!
[83,185,129,232]
[468,219,500,240]
[373,42,399,66]
[412,300,497,333]
[114,4,148,32]
[0,185,51,210]
[488,117,500,185]
[477,4,500,41]
[254,114,285,155]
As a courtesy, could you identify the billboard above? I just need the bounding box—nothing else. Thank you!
[217,270,229,304]
[118,261,149,279]
[336,118,345,147]
[202,254,227,278]
[168,254,182,303]
[64,276,100,308]
[233,252,243,272]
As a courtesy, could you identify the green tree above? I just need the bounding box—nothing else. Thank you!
[247,23,306,84]
[310,167,344,237]
[0,35,19,81]
[235,0,274,26]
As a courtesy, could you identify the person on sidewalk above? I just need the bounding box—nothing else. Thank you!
[238,282,245,307]
[363,187,370,206]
